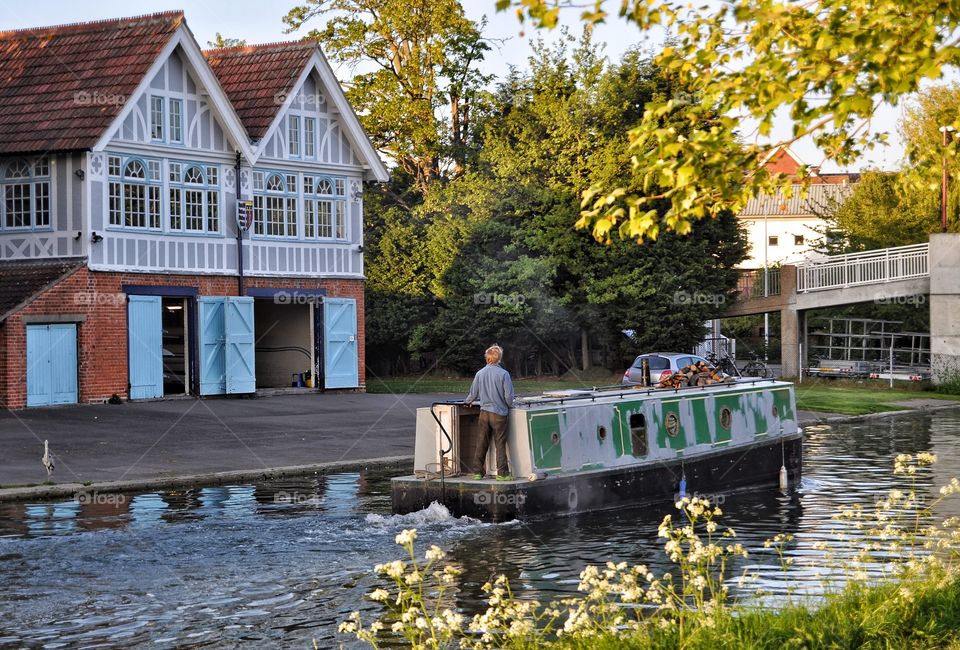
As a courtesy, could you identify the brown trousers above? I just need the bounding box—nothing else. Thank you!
[472,410,510,476]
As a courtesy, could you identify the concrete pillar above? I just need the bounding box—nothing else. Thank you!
[780,306,801,378]
[930,233,960,384]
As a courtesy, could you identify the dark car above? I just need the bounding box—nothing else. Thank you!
[621,352,716,385]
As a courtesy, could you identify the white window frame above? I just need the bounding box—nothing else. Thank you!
[150,96,164,141]
[304,117,316,158]
[106,154,163,231]
[303,174,349,241]
[167,162,222,235]
[0,157,52,231]
[288,116,301,158]
[169,98,183,144]
[253,170,298,238]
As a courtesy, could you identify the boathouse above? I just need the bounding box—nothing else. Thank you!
[0,12,388,408]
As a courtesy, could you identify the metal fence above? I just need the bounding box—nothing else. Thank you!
[796,243,929,292]
[737,268,781,299]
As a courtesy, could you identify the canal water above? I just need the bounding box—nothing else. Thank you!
[3,409,960,649]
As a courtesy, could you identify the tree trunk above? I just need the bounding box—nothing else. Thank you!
[581,329,590,371]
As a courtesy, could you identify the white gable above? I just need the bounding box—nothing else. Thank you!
[254,51,388,182]
[95,24,253,161]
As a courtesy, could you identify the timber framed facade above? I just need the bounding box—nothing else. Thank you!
[0,12,388,408]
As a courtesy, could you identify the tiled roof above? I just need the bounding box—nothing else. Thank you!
[204,42,316,140]
[739,183,855,217]
[0,258,85,321]
[0,12,182,155]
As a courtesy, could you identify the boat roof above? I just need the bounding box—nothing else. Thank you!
[514,378,791,407]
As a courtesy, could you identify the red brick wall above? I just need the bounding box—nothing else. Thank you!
[0,268,365,409]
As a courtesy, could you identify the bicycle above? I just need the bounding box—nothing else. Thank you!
[705,351,741,378]
[741,355,773,378]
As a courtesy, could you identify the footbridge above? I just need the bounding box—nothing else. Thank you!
[725,234,960,381]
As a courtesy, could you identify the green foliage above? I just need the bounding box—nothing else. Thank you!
[405,37,746,374]
[330,10,747,375]
[830,171,939,250]
[501,0,960,244]
[206,33,246,48]
[936,372,960,396]
[284,0,490,192]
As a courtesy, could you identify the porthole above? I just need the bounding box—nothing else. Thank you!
[665,413,680,437]
[772,405,780,419]
[550,431,560,446]
[720,407,732,430]
[597,425,607,442]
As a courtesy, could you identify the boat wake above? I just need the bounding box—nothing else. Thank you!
[365,501,484,529]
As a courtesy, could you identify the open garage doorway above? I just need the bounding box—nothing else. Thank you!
[162,297,189,395]
[252,294,317,389]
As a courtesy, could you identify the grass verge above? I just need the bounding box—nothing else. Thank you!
[551,569,960,649]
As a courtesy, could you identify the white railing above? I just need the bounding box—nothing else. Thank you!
[796,243,929,292]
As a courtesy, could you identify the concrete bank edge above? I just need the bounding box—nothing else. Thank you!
[0,455,413,503]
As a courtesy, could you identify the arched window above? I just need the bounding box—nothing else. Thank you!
[124,160,145,179]
[2,157,50,230]
[106,156,159,229]
[253,171,297,237]
[5,160,30,179]
[168,163,220,233]
[303,174,347,240]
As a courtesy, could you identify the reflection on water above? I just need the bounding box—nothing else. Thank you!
[1,409,959,647]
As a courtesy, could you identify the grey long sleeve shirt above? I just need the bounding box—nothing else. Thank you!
[464,363,514,416]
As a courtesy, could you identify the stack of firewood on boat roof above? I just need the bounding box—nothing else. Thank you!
[657,360,735,388]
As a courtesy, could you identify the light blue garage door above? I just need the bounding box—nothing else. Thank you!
[323,298,358,389]
[199,297,256,395]
[26,324,78,407]
[128,295,163,400]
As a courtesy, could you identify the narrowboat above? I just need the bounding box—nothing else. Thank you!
[391,378,803,521]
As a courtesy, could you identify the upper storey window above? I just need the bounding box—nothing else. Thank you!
[288,116,301,157]
[253,171,298,238]
[251,169,350,241]
[150,95,184,145]
[168,162,220,234]
[108,155,161,230]
[150,96,164,141]
[1,157,51,230]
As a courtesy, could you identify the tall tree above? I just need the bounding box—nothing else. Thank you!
[501,0,960,244]
[284,0,491,194]
[820,83,960,250]
[412,38,746,374]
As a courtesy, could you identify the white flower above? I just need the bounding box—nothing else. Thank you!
[395,528,418,545]
[425,545,445,561]
[368,588,390,602]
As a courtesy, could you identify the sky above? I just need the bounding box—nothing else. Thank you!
[0,0,913,172]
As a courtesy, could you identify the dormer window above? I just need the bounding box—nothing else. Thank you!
[1,157,50,230]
